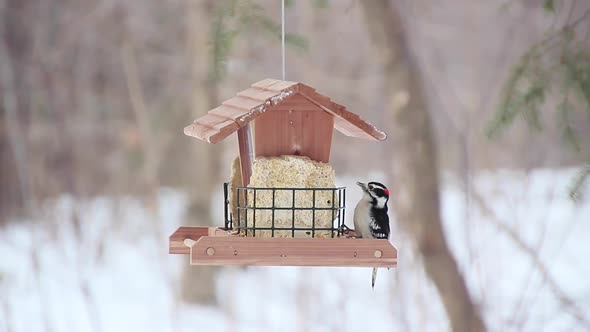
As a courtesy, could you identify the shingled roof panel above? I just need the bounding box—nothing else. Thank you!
[184,79,387,144]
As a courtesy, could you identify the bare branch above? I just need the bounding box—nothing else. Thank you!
[121,41,161,209]
[471,191,590,328]
[359,1,487,331]
[0,0,37,215]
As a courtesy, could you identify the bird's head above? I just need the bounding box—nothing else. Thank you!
[357,181,390,209]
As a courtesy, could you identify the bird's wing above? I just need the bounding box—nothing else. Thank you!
[370,212,390,239]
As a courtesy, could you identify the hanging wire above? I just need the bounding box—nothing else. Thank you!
[281,0,286,80]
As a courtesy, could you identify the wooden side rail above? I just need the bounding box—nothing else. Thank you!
[169,226,397,268]
[169,226,229,254]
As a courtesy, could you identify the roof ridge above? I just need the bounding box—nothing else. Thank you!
[185,79,387,143]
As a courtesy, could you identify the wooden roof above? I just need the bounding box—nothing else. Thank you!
[184,78,387,144]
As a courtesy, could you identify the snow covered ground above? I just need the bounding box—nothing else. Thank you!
[1,168,589,332]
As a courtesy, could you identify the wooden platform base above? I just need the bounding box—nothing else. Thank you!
[169,226,397,268]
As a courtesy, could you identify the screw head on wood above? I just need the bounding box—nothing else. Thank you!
[374,250,383,258]
[206,247,216,256]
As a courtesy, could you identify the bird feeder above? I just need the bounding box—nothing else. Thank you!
[169,78,397,267]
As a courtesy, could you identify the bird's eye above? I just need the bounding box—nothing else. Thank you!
[374,188,384,196]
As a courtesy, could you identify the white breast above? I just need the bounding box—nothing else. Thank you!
[353,199,373,238]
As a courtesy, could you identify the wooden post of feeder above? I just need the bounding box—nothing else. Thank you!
[237,123,253,186]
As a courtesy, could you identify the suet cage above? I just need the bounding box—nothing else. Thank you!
[227,184,346,238]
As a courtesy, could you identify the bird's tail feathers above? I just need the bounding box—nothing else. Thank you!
[371,267,378,289]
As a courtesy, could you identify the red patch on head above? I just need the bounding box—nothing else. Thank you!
[384,189,390,196]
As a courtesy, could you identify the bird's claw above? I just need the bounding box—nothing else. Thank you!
[344,231,359,238]
[338,225,359,238]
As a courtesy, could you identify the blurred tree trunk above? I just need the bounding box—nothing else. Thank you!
[359,2,487,331]
[121,42,161,211]
[0,0,34,220]
[0,83,24,221]
[180,0,221,306]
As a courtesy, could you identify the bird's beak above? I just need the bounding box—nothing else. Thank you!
[356,182,368,193]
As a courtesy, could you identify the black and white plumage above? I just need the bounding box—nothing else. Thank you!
[353,181,390,288]
[353,182,390,240]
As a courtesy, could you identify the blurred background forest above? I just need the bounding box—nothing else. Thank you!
[1,0,589,331]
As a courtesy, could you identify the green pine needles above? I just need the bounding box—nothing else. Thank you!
[208,0,311,83]
[489,3,590,200]
[570,163,590,201]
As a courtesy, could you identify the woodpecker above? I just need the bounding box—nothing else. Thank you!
[353,181,390,288]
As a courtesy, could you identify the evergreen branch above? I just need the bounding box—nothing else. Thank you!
[569,162,590,201]
[209,2,238,83]
[491,6,590,202]
[487,49,548,137]
[558,94,582,153]
[561,51,590,109]
[569,8,590,28]
[312,0,330,9]
[521,83,546,131]
[242,11,309,51]
[487,50,533,138]
[544,0,555,14]
[285,33,309,52]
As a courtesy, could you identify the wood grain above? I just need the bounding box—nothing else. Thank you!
[169,226,211,254]
[184,78,387,145]
[298,85,387,141]
[189,236,397,267]
[237,123,253,186]
[184,113,239,144]
[255,96,334,162]
[222,96,264,111]
[169,226,398,267]
[237,88,281,101]
[208,105,250,122]
[251,78,298,92]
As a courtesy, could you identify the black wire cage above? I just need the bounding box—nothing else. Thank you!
[224,183,346,238]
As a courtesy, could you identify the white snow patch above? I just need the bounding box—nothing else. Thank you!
[0,170,589,332]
